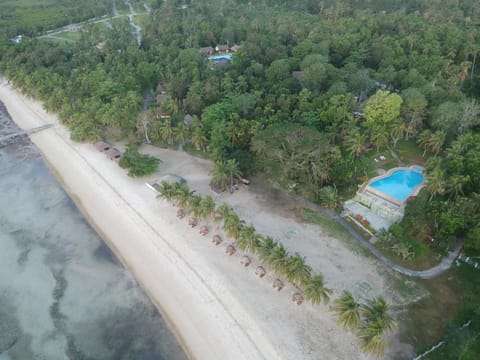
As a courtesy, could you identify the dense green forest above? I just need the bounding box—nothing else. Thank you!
[1,0,480,356]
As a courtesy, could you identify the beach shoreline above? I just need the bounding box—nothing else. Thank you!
[0,79,282,360]
[1,76,413,359]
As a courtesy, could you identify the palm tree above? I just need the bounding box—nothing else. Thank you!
[222,211,243,240]
[318,186,338,209]
[389,118,406,147]
[175,122,188,145]
[370,127,389,151]
[417,129,432,157]
[156,181,174,203]
[267,243,289,277]
[343,129,366,158]
[285,253,312,287]
[210,161,229,192]
[303,273,332,305]
[214,203,231,225]
[360,296,395,333]
[358,321,387,357]
[191,124,208,152]
[429,130,446,155]
[330,290,361,330]
[446,174,470,199]
[173,183,194,209]
[188,194,203,217]
[199,195,216,221]
[257,236,277,265]
[425,168,446,200]
[225,159,243,190]
[158,118,175,144]
[237,225,260,254]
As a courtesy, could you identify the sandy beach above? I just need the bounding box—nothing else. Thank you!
[0,77,414,359]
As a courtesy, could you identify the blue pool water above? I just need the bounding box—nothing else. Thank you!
[208,54,232,62]
[369,168,424,202]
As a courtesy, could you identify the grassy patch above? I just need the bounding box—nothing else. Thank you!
[374,240,442,270]
[54,31,81,41]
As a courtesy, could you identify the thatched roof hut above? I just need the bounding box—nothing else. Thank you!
[225,244,236,256]
[188,217,198,227]
[95,141,111,152]
[105,148,122,161]
[177,208,186,219]
[212,234,222,245]
[240,255,251,267]
[292,292,304,305]
[255,266,266,278]
[272,279,284,291]
[199,225,209,235]
[184,114,193,126]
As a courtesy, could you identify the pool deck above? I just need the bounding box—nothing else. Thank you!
[343,166,424,232]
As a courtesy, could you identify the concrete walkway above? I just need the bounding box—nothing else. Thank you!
[305,202,463,279]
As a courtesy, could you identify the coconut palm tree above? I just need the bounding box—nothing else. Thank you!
[301,273,331,305]
[343,129,366,158]
[173,183,194,209]
[237,225,261,254]
[158,118,175,144]
[188,194,203,217]
[330,290,361,330]
[222,211,243,240]
[210,161,229,192]
[425,168,446,200]
[174,122,188,145]
[214,203,231,225]
[358,321,387,357]
[285,253,312,288]
[267,243,289,277]
[257,236,277,265]
[446,174,470,199]
[224,159,243,190]
[199,195,216,221]
[361,296,395,333]
[318,186,338,209]
[429,130,446,155]
[417,129,432,156]
[156,181,174,203]
[191,124,208,152]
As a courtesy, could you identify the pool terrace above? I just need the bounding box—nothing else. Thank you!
[343,166,425,233]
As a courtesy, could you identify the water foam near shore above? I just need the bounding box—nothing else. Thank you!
[0,102,187,359]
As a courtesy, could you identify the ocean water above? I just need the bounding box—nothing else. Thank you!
[0,102,187,360]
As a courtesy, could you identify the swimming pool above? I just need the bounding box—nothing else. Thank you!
[369,167,424,202]
[208,54,232,62]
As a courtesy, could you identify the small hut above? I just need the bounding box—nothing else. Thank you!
[105,148,122,162]
[240,255,251,267]
[272,279,284,291]
[225,244,236,256]
[177,208,186,219]
[183,114,194,126]
[292,292,304,305]
[199,225,209,236]
[95,141,111,152]
[212,234,223,245]
[159,174,186,185]
[188,217,198,227]
[255,266,266,278]
[200,46,214,55]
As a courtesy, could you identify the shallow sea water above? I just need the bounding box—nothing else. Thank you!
[0,102,187,360]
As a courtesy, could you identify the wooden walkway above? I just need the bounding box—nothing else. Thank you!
[0,124,53,143]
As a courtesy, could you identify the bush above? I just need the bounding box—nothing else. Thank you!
[119,143,160,177]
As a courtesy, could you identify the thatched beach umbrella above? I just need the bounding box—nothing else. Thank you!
[272,279,284,291]
[188,217,198,227]
[177,208,186,219]
[240,255,251,267]
[225,244,236,256]
[199,225,209,236]
[292,292,304,305]
[255,266,266,278]
[212,234,223,245]
[95,141,110,152]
